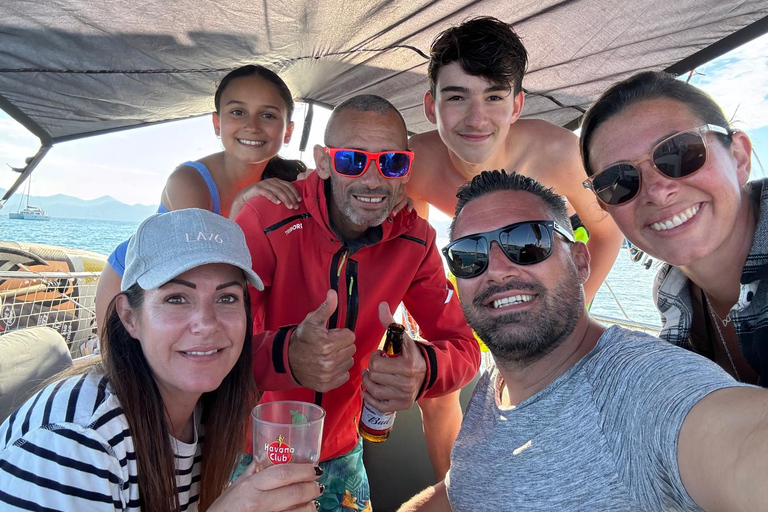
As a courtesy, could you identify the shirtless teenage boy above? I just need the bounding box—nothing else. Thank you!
[409,16,623,304]
[410,16,624,482]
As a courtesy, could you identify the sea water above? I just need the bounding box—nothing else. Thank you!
[0,215,662,327]
[590,254,661,328]
[0,215,141,256]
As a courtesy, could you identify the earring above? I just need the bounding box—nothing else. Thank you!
[283,142,289,147]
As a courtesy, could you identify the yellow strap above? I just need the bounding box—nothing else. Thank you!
[573,226,590,244]
[337,251,348,277]
[448,273,489,352]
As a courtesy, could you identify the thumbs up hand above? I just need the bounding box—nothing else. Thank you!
[361,302,427,413]
[289,290,356,393]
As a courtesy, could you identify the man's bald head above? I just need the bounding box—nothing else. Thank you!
[324,95,408,147]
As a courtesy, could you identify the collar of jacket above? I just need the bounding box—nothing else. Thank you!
[299,171,418,246]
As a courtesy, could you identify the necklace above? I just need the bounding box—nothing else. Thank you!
[704,295,740,380]
[704,294,732,327]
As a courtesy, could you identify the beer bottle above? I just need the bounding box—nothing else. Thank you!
[359,322,405,443]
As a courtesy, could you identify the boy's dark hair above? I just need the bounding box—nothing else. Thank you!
[428,16,528,95]
[450,170,570,238]
[580,71,733,176]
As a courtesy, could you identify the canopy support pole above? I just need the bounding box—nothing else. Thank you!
[0,145,52,209]
[299,102,314,152]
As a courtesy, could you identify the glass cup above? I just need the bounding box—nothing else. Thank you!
[252,400,325,467]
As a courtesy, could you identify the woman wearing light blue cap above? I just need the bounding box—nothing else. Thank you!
[0,209,323,511]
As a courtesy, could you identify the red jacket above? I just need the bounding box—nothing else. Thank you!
[236,173,480,461]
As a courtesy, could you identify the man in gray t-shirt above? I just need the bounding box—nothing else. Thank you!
[398,170,768,512]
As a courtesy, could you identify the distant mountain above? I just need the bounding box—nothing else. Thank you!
[0,188,158,222]
[0,186,454,232]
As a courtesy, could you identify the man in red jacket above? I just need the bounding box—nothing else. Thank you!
[235,94,480,512]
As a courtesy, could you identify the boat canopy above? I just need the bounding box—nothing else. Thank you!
[1,1,767,202]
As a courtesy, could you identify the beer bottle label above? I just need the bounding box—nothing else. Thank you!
[360,401,395,435]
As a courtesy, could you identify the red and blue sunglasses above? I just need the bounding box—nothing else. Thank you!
[324,147,414,179]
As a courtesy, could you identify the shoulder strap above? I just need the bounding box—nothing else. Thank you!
[178,161,222,215]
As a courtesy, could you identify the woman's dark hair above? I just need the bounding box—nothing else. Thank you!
[262,157,307,182]
[428,16,528,95]
[98,283,255,512]
[580,71,733,176]
[214,65,295,121]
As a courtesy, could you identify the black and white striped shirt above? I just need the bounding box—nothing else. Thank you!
[0,372,201,511]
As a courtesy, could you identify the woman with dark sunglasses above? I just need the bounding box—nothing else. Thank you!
[579,70,763,385]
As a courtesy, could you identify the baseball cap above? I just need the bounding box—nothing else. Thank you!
[122,208,263,292]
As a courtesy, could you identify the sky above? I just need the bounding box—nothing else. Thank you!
[1,33,767,211]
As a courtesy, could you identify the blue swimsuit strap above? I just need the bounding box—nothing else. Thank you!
[108,161,223,276]
[157,161,222,215]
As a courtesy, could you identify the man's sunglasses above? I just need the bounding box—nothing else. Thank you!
[442,220,575,279]
[324,147,414,178]
[583,124,730,206]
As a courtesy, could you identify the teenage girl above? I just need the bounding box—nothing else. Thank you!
[95,65,303,331]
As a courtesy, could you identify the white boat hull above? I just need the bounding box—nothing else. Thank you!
[9,212,50,221]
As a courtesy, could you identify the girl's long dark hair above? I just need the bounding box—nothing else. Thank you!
[99,283,255,511]
[214,64,294,120]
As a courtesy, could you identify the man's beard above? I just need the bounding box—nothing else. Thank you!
[461,264,583,367]
[333,184,396,228]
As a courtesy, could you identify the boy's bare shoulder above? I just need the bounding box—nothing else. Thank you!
[408,130,450,187]
[511,118,579,149]
[507,119,582,181]
[410,130,446,157]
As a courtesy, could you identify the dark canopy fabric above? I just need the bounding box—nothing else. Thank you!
[1,1,767,145]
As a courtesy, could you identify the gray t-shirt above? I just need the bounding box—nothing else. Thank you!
[446,326,748,511]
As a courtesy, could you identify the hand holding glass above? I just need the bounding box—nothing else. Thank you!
[252,401,325,467]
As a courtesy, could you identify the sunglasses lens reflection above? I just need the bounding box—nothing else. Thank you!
[593,164,641,205]
[446,238,488,278]
[500,223,552,264]
[333,150,369,175]
[653,132,706,178]
[379,152,412,177]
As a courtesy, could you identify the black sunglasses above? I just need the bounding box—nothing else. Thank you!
[442,220,575,279]
[583,124,730,206]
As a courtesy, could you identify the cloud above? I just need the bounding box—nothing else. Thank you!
[0,116,40,169]
[0,117,38,143]
[29,155,169,204]
[0,141,38,163]
[689,35,768,131]
[0,112,221,204]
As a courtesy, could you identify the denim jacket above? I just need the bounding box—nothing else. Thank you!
[654,178,768,386]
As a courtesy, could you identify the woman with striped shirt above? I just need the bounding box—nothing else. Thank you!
[0,209,323,511]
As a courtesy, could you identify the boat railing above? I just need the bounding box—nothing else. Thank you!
[0,269,101,358]
[591,312,661,335]
[591,268,662,336]
[1,258,662,362]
